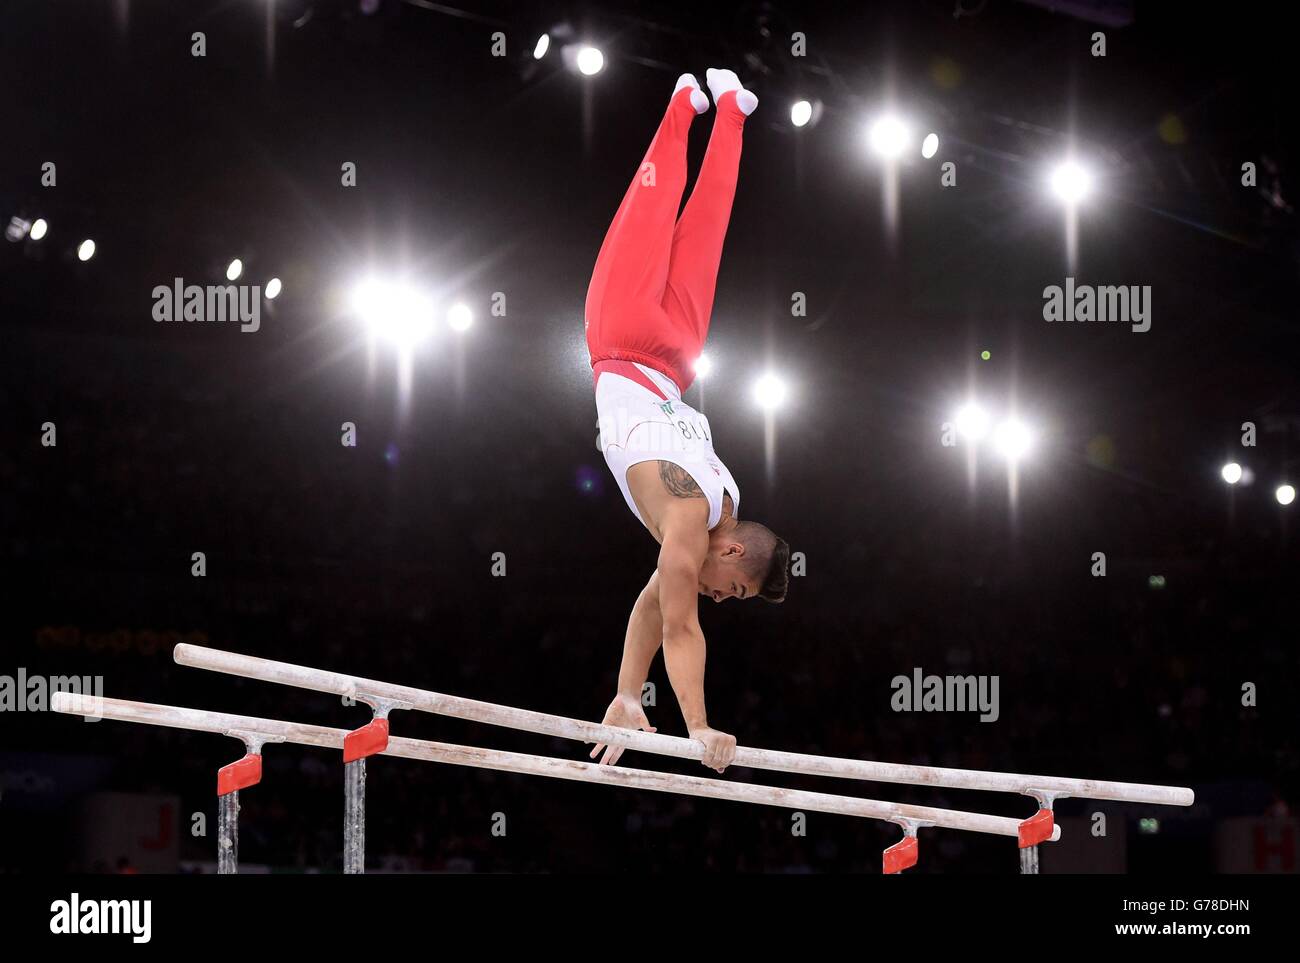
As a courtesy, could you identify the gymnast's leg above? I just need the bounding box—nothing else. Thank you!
[661,68,757,390]
[584,75,710,370]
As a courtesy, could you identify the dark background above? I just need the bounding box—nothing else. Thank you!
[1,0,1296,873]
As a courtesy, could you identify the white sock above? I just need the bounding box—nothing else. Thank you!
[705,68,758,115]
[674,73,710,114]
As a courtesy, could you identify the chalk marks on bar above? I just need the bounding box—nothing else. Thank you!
[172,643,1196,806]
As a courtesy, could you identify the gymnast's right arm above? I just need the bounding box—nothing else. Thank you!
[654,524,738,772]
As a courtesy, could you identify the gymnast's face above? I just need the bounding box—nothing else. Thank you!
[697,545,753,603]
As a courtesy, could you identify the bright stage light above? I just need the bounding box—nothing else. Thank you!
[226,258,243,282]
[1220,462,1243,485]
[1277,484,1296,506]
[994,418,1033,461]
[576,46,604,76]
[30,218,48,240]
[351,278,437,349]
[868,115,910,159]
[1049,161,1093,205]
[264,277,282,300]
[693,353,713,378]
[533,34,550,59]
[791,100,813,128]
[447,302,473,332]
[753,373,788,411]
[921,133,939,159]
[77,239,96,261]
[954,402,990,441]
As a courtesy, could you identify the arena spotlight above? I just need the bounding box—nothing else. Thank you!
[77,239,96,262]
[1277,484,1296,506]
[993,418,1033,461]
[954,402,990,441]
[1049,160,1093,205]
[753,372,788,411]
[226,258,243,282]
[921,133,939,159]
[533,34,550,59]
[447,302,473,332]
[868,114,911,159]
[264,277,282,300]
[1220,462,1243,485]
[351,278,437,350]
[5,216,29,242]
[791,100,816,128]
[30,217,48,241]
[693,353,713,378]
[575,45,604,76]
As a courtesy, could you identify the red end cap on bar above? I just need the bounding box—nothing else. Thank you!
[1018,808,1055,847]
[217,754,262,796]
[882,835,919,875]
[343,718,390,763]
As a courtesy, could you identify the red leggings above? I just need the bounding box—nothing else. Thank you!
[585,87,748,394]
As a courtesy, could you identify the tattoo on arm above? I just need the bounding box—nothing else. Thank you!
[658,461,704,499]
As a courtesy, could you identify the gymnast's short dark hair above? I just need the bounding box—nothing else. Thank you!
[737,520,790,603]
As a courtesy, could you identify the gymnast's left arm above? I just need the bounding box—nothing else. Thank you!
[589,571,663,766]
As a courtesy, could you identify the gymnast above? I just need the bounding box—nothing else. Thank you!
[583,69,790,774]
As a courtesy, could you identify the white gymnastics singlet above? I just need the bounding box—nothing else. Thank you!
[593,360,740,531]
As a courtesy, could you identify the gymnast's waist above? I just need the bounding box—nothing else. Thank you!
[592,358,683,400]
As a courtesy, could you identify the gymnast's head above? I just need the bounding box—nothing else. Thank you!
[698,520,789,603]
